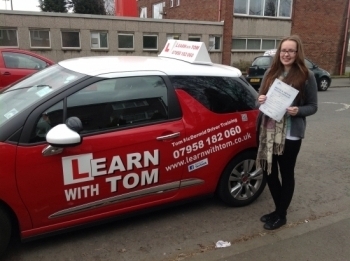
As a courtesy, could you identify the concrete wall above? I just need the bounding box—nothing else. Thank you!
[0,10,223,63]
[231,17,292,66]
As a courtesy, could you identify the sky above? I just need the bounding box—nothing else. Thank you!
[0,0,41,11]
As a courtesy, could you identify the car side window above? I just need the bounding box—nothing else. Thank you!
[304,59,313,69]
[30,101,64,143]
[66,76,168,134]
[252,57,271,67]
[3,52,47,70]
[170,76,256,113]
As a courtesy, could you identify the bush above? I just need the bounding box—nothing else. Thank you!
[231,60,251,74]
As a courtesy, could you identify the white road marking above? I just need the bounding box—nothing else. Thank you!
[322,102,350,111]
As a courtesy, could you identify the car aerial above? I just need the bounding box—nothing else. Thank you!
[246,49,332,91]
[0,48,54,89]
[0,40,266,256]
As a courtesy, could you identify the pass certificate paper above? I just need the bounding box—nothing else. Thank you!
[259,79,299,122]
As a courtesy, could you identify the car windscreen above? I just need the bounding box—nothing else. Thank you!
[0,64,85,127]
[252,56,272,67]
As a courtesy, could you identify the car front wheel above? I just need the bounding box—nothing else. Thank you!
[318,77,330,91]
[0,207,11,257]
[217,151,266,207]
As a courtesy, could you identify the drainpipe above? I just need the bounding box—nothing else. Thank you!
[218,0,221,21]
[340,0,350,75]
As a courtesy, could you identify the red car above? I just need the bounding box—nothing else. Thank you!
[0,40,265,256]
[0,48,54,89]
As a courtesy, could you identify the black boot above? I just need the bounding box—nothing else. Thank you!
[260,212,277,223]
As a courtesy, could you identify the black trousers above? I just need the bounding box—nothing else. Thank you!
[265,139,302,218]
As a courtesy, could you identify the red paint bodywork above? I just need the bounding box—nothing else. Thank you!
[0,49,54,89]
[0,88,258,241]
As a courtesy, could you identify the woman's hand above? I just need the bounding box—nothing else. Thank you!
[287,106,299,116]
[258,95,267,104]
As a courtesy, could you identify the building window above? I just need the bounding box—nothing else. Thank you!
[90,31,108,49]
[232,38,280,51]
[61,31,80,49]
[167,34,180,40]
[143,34,158,50]
[176,0,180,6]
[118,33,134,49]
[29,29,51,48]
[209,36,221,51]
[188,35,201,42]
[170,0,174,7]
[140,7,147,18]
[0,28,18,47]
[153,2,165,19]
[234,0,292,18]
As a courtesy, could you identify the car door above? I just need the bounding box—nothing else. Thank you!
[0,51,47,88]
[15,75,186,230]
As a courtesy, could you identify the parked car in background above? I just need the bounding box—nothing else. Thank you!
[0,40,265,256]
[246,49,332,91]
[0,49,54,89]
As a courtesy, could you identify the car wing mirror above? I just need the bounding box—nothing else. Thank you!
[46,117,83,147]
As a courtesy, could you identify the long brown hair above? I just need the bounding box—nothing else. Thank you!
[259,35,309,101]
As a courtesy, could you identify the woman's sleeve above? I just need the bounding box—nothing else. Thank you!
[296,71,318,117]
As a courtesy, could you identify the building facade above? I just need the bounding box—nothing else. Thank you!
[0,10,223,63]
[137,0,350,75]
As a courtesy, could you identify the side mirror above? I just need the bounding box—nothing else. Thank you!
[46,117,83,147]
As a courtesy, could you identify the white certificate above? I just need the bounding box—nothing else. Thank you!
[259,78,299,122]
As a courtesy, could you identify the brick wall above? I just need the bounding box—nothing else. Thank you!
[138,0,220,21]
[292,0,349,74]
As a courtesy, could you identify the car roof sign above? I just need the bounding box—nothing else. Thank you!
[158,39,213,65]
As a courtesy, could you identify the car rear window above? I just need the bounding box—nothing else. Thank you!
[170,76,257,113]
[252,56,272,67]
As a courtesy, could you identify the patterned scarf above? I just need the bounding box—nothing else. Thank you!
[256,114,287,174]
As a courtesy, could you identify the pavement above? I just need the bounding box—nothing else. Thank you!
[189,208,350,261]
[330,77,350,88]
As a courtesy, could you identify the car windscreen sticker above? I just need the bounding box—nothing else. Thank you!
[36,86,52,97]
[4,108,18,119]
[188,158,208,172]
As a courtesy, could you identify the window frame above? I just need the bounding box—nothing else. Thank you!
[118,33,134,50]
[234,0,293,19]
[140,6,147,18]
[152,2,165,19]
[61,30,81,50]
[232,38,280,51]
[170,0,174,8]
[188,35,201,42]
[90,31,109,50]
[209,35,221,51]
[143,34,158,51]
[167,34,181,40]
[176,0,180,6]
[29,29,51,49]
[0,28,19,48]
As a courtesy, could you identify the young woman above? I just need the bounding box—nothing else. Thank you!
[256,35,318,230]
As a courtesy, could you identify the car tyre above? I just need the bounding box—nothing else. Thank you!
[0,207,11,257]
[217,151,266,207]
[318,77,330,91]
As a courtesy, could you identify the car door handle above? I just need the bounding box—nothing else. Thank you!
[156,132,180,141]
[2,72,11,75]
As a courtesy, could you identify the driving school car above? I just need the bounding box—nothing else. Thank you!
[0,40,266,255]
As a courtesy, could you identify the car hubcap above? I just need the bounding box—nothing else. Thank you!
[228,159,263,200]
[320,79,329,90]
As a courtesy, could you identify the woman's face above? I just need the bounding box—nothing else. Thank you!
[279,40,297,69]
